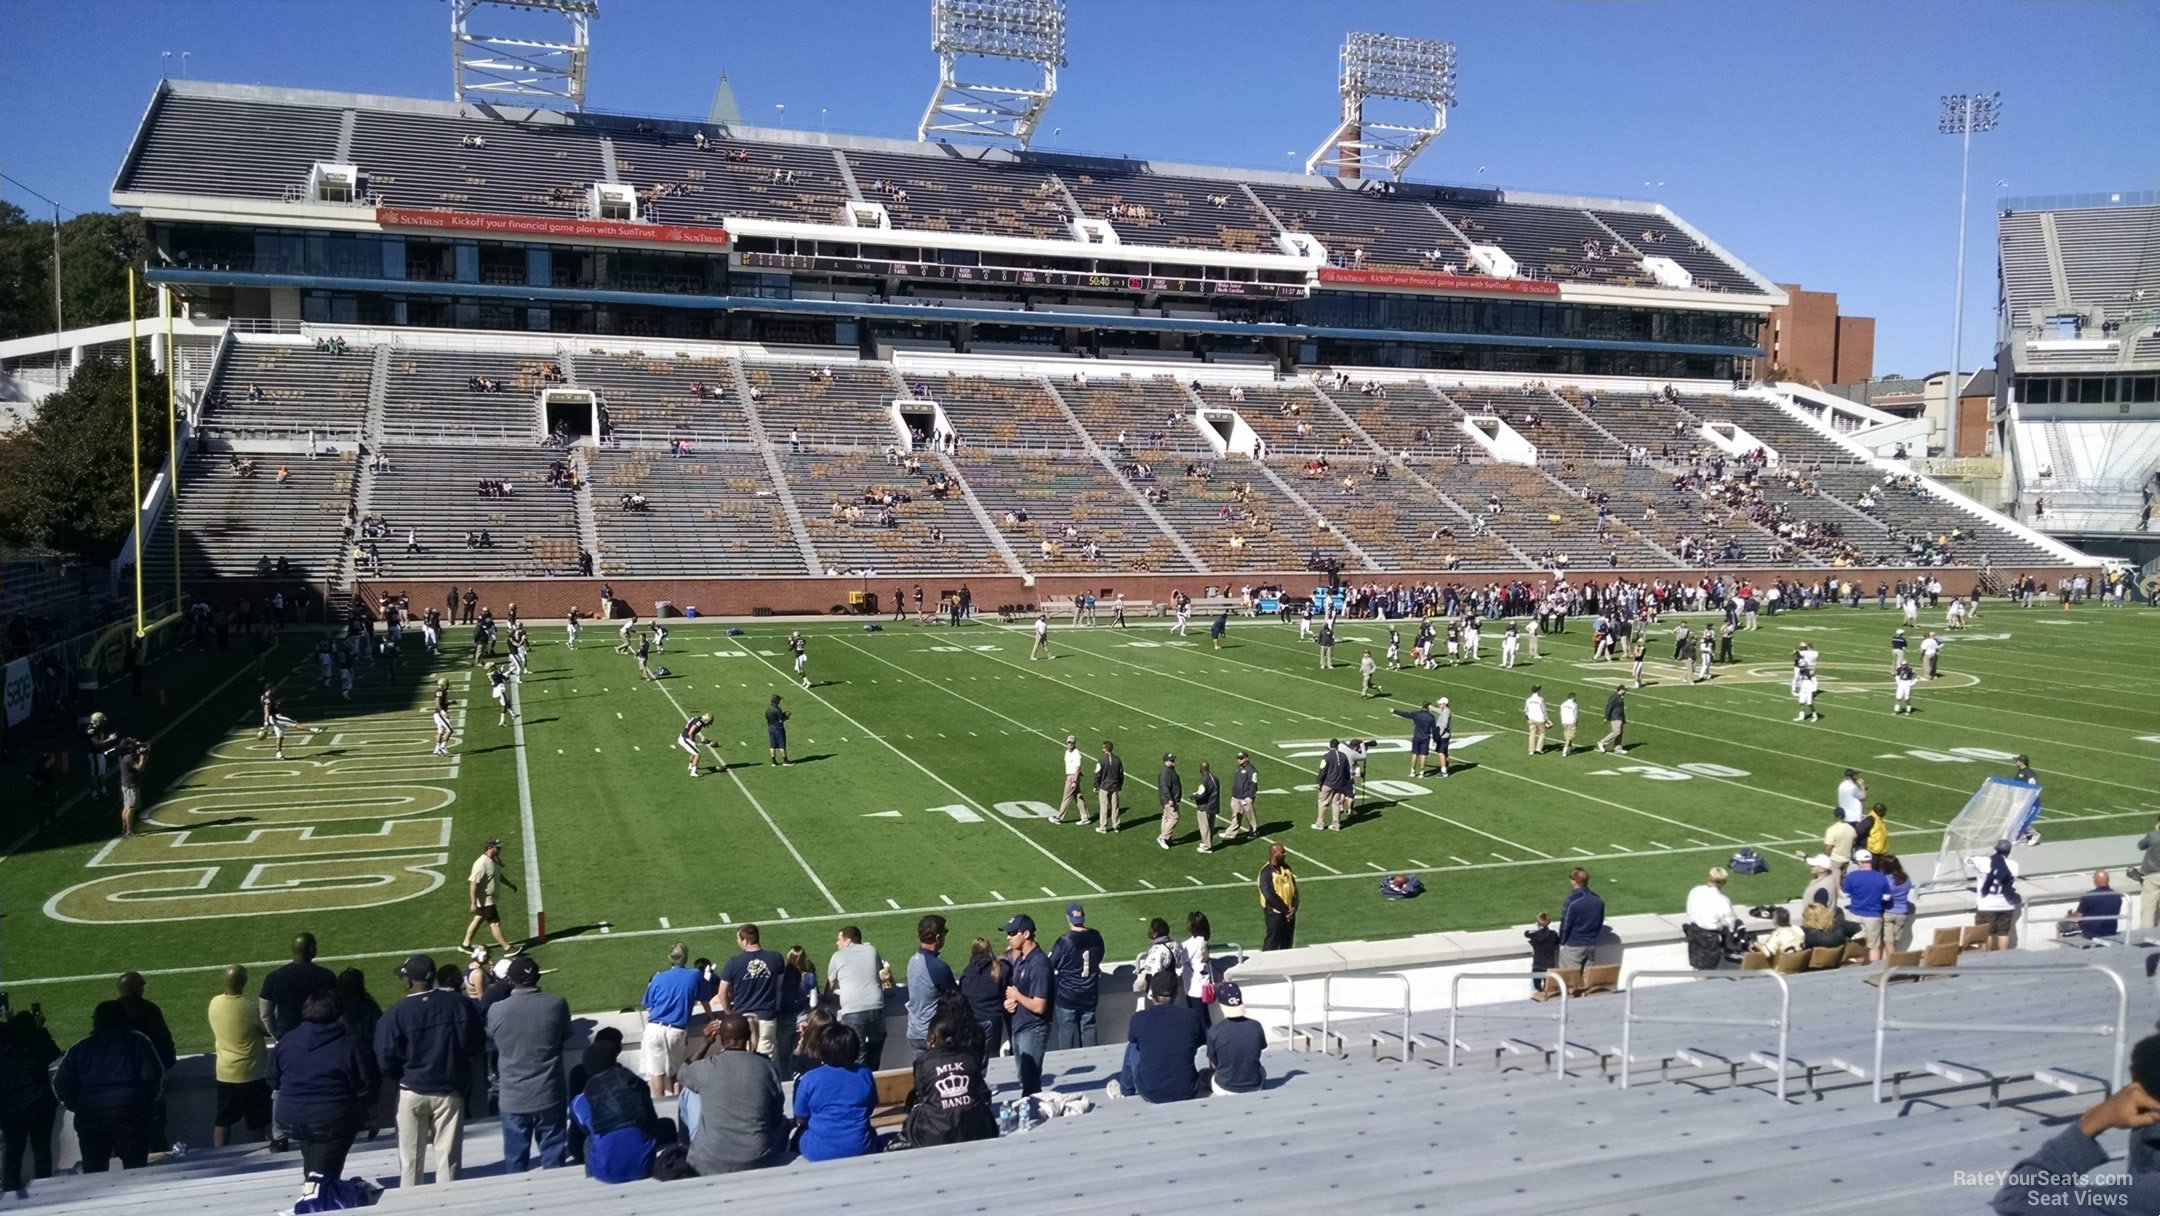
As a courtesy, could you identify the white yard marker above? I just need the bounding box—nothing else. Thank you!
[1408,859,1430,868]
[1490,852,1512,862]
[658,917,671,929]
[990,890,1006,901]
[719,913,732,925]
[1572,847,1596,857]
[1137,879,1157,889]
[599,925,611,935]
[1364,862,1386,872]
[1610,844,1631,852]
[1650,840,1674,850]
[776,907,789,918]
[939,895,954,906]
[1450,856,1473,866]
[1040,886,1058,897]
[886,898,901,910]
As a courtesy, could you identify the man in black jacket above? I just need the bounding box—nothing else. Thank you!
[1093,740,1124,833]
[1225,752,1259,840]
[375,954,484,1188]
[112,973,176,1154]
[53,1002,164,1172]
[1155,754,1188,851]
[1190,761,1220,854]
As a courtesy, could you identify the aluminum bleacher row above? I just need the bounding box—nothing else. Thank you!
[18,948,2134,1216]
[179,336,2068,583]
[118,82,1765,294]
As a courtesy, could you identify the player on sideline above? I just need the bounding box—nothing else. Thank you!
[1693,635,1713,683]
[432,679,456,756]
[635,631,656,683]
[256,683,321,761]
[765,695,791,765]
[1317,618,1336,669]
[616,613,639,654]
[1386,626,1401,670]
[1050,735,1085,823]
[1395,701,1438,778]
[1296,605,1313,642]
[1946,597,1967,630]
[1462,618,1481,662]
[1359,649,1380,698]
[488,662,519,726]
[1501,625,1520,668]
[789,632,810,688]
[679,712,720,776]
[565,607,581,648]
[1172,595,1191,637]
[1892,660,1917,714]
[508,625,530,682]
[1030,613,1052,661]
[1431,697,1454,778]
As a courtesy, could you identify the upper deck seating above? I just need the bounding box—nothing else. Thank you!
[612,131,851,227]
[1064,171,1274,252]
[1450,203,1646,288]
[1588,210,1753,292]
[350,111,604,218]
[121,94,343,200]
[846,150,1073,241]
[747,363,901,449]
[578,352,749,444]
[203,342,373,437]
[1243,183,1465,270]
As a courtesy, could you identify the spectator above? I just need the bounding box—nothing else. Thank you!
[112,973,176,1073]
[959,936,1009,1060]
[718,925,788,1069]
[905,915,956,1055]
[791,1023,878,1162]
[1111,970,1207,1103]
[1258,844,1299,951]
[1842,850,1892,962]
[1800,853,1839,911]
[2072,871,2123,939]
[0,1011,62,1196]
[1205,982,1266,1095]
[1864,802,1891,855]
[53,1001,164,1172]
[825,926,887,1070]
[1880,855,1916,953]
[676,1013,785,1176]
[570,1033,674,1184]
[1990,1033,2160,1213]
[1180,911,1218,1010]
[640,943,701,1098]
[1683,867,1742,969]
[1749,908,1805,957]
[1524,912,1560,996]
[1823,809,1857,882]
[1049,903,1105,1051]
[563,1026,622,1167]
[1003,914,1054,1095]
[1556,868,1605,980]
[270,990,380,1198]
[261,932,336,1040]
[487,955,571,1172]
[903,1005,995,1147]
[334,969,383,1060]
[374,953,484,1188]
[207,963,272,1149]
[1976,839,2022,951]
[2137,820,2160,929]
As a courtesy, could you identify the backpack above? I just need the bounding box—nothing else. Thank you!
[1728,848,1768,875]
[1380,873,1425,900]
[293,1178,383,1212]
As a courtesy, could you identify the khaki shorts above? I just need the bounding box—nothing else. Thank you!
[640,1022,687,1079]
[1856,917,1884,948]
[1975,909,2016,936]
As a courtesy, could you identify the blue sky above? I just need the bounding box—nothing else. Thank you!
[4,0,2155,377]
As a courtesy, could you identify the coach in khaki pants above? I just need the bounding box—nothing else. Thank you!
[374,954,485,1187]
[2139,823,2160,928]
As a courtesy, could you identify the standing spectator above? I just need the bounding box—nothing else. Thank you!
[2073,871,2124,939]
[1002,915,1054,1095]
[0,1011,62,1196]
[487,956,571,1172]
[958,937,1008,1060]
[1051,735,1085,824]
[825,926,887,1070]
[1880,854,1916,952]
[53,1002,164,1172]
[905,915,956,1055]
[1823,809,1857,882]
[1843,850,1892,961]
[1225,751,1259,840]
[1976,840,2022,951]
[1524,913,1560,995]
[1205,982,1266,1095]
[112,973,176,1073]
[1556,868,1605,980]
[903,1006,995,1146]
[1864,803,1892,856]
[793,1024,878,1163]
[1594,685,1629,754]
[1259,844,1299,951]
[261,933,337,1041]
[1180,912,1218,1010]
[374,953,484,1188]
[207,964,272,1148]
[717,925,787,1068]
[2138,820,2160,929]
[1049,903,1104,1051]
[639,944,701,1098]
[270,990,379,1198]
[1093,740,1125,833]
[570,1035,673,1184]
[677,1013,785,1176]
[1110,970,1207,1103]
[1684,868,1742,969]
[1835,769,1868,829]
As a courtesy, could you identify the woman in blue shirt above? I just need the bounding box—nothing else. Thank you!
[791,1023,878,1162]
[1879,854,1915,953]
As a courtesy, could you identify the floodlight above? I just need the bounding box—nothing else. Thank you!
[919,0,1066,148]
[1306,31,1458,181]
[1936,91,2003,458]
[451,0,597,111]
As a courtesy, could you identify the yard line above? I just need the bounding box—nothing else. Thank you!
[720,913,732,924]
[777,908,789,918]
[1451,856,1473,865]
[1650,840,1673,850]
[886,898,902,910]
[1490,852,1512,862]
[1040,885,1059,897]
[1688,838,1711,847]
[1409,859,1430,868]
[1137,879,1157,889]
[1610,843,1632,852]
[647,674,844,913]
[507,678,547,939]
[753,638,1105,893]
[1363,861,1386,872]
[990,890,1006,901]
[599,925,610,935]
[1571,847,1595,857]
[1185,875,1205,886]
[939,895,954,905]
[658,917,671,929]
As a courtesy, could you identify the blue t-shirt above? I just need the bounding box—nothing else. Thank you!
[1127,1001,1207,1103]
[1008,947,1053,1034]
[572,1092,654,1183]
[906,949,956,1042]
[792,1064,877,1161]
[1049,929,1104,1009]
[2076,889,2123,938]
[642,966,701,1028]
[1842,869,1892,918]
[721,949,786,1018]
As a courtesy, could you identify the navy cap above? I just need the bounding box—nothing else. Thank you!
[1065,903,1086,923]
[397,954,436,982]
[1002,914,1036,935]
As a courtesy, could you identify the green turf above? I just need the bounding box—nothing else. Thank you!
[6,601,2156,1050]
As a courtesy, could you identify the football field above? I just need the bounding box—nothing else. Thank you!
[7,601,2157,1048]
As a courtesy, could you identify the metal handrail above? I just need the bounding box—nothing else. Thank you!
[1620,968,1794,1101]
[1871,961,2128,1103]
[1447,971,1570,1079]
[1320,972,1411,1060]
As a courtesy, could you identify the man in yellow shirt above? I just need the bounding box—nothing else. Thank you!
[206,964,271,1147]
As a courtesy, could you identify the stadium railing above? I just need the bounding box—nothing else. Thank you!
[1619,969,1793,1100]
[1869,960,2128,1104]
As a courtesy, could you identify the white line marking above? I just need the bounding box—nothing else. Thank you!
[1571,847,1595,856]
[990,890,1006,901]
[1040,885,1058,897]
[886,898,901,910]
[939,895,954,906]
[1490,852,1512,862]
[1650,841,1673,850]
[1184,875,1205,886]
[1610,844,1631,852]
[720,913,732,924]
[599,925,611,935]
[1138,879,1157,889]
[1408,858,1430,868]
[1450,855,1473,866]
[658,916,671,929]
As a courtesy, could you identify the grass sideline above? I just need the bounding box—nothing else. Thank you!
[4,602,2155,1050]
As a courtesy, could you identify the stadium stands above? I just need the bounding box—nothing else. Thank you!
[577,352,749,445]
[588,449,808,577]
[783,451,1007,574]
[382,350,554,440]
[925,375,1077,450]
[2014,419,2160,531]
[746,362,902,449]
[1448,201,1646,289]
[844,150,1072,241]
[1242,181,1463,270]
[952,450,1196,573]
[1441,381,1619,462]
[612,130,851,227]
[120,92,343,200]
[368,445,584,578]
[1193,382,1354,457]
[1455,462,1667,567]
[1063,169,1276,252]
[1060,375,1215,456]
[348,111,604,218]
[1324,378,1466,458]
[1587,209,1749,291]
[160,449,356,581]
[2050,204,2160,305]
[201,342,373,438]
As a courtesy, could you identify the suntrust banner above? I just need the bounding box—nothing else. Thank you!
[375,206,729,248]
[1317,266,1561,297]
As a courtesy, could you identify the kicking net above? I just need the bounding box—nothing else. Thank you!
[1927,776,2041,890]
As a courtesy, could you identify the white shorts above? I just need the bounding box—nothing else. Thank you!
[640,1022,688,1079]
[794,655,807,673]
[677,737,701,758]
[434,711,453,734]
[492,687,509,706]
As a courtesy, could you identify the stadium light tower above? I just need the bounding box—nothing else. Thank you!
[1306,31,1457,182]
[917,0,1067,148]
[1938,91,2000,458]
[451,0,597,111]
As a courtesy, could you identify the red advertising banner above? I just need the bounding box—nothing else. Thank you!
[375,207,729,248]
[1317,266,1560,297]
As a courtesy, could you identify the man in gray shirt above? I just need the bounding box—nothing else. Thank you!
[485,956,572,1172]
[826,925,888,1070]
[678,1013,785,1176]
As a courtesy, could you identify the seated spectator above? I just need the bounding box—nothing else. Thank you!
[53,1001,164,1173]
[676,1013,785,1175]
[570,1033,676,1183]
[2070,870,2123,939]
[1748,907,1804,957]
[1205,983,1265,1095]
[904,1004,996,1147]
[1110,969,1207,1103]
[1991,1033,2160,1214]
[791,1023,878,1162]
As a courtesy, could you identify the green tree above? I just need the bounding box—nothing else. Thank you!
[0,355,171,558]
[0,204,154,341]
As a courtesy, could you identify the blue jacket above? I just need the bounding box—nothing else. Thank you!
[1392,708,1436,744]
[270,1020,381,1128]
[373,988,483,1096]
[1558,887,1605,947]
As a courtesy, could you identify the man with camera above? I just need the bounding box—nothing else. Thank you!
[116,740,147,839]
